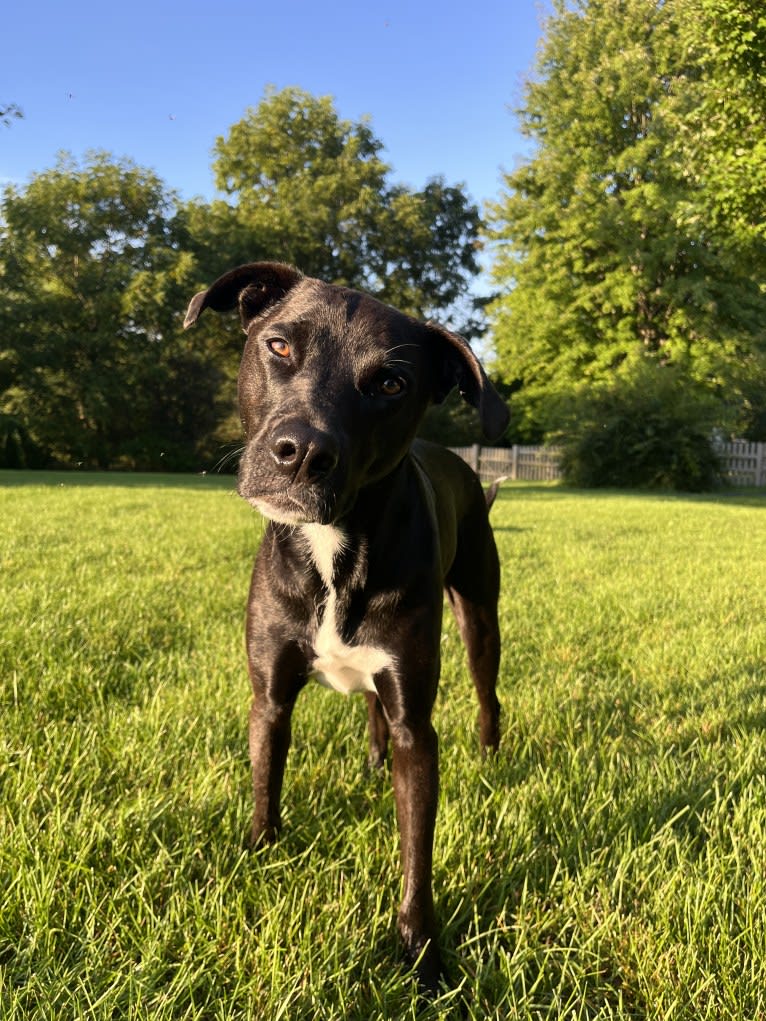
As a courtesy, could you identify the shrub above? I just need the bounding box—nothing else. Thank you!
[551,363,724,491]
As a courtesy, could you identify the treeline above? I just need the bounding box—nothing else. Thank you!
[0,88,485,471]
[3,0,766,486]
[488,0,766,486]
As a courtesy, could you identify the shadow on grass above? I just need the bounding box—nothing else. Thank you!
[493,481,766,510]
[430,662,766,1012]
[0,469,237,491]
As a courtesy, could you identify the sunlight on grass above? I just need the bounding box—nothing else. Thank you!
[1,472,765,1019]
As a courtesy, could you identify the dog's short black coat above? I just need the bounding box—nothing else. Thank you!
[184,262,509,990]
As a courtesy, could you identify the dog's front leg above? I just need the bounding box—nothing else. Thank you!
[248,685,299,846]
[392,719,441,988]
[246,625,308,845]
[396,722,437,984]
[245,543,310,847]
[377,666,442,989]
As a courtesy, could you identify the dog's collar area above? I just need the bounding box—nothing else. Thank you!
[300,522,393,696]
[300,523,348,587]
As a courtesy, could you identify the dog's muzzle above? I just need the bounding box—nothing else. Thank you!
[237,421,346,525]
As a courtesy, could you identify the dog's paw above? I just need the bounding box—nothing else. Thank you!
[248,817,281,850]
[401,931,442,996]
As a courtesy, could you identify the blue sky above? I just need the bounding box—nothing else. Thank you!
[2,0,545,213]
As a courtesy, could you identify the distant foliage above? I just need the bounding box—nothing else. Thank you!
[553,362,723,491]
[0,414,45,469]
[487,0,766,445]
[0,90,485,471]
[0,153,221,470]
[192,86,483,325]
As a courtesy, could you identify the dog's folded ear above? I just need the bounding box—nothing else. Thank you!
[183,262,303,332]
[427,323,510,441]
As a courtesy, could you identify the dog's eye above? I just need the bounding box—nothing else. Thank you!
[267,338,291,358]
[377,376,406,397]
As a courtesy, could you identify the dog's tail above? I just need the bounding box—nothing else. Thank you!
[484,476,508,511]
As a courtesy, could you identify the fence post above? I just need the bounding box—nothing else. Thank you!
[470,443,480,474]
[757,443,765,486]
[511,445,519,481]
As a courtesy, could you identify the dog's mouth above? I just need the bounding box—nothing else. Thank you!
[238,483,342,526]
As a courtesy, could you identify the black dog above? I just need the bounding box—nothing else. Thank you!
[184,262,509,989]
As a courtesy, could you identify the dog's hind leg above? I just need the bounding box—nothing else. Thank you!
[446,520,502,754]
[451,593,501,753]
[365,692,390,769]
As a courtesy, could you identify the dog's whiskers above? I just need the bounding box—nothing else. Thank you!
[212,445,245,474]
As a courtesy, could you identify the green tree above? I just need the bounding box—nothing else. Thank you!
[192,87,482,323]
[671,0,766,253]
[487,0,766,441]
[0,152,217,469]
[669,0,766,438]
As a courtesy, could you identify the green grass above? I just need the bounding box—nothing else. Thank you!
[1,471,765,1019]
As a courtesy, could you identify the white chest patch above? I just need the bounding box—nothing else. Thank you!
[301,524,394,696]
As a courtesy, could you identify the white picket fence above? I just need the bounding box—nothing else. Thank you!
[716,439,766,487]
[450,444,562,483]
[450,440,766,487]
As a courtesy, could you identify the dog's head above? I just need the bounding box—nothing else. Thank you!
[185,262,509,525]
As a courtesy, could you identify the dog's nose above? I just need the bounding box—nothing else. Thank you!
[270,424,339,482]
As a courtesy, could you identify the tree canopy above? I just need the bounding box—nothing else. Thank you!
[0,153,217,469]
[195,87,482,322]
[4,36,766,473]
[0,89,485,469]
[487,0,766,441]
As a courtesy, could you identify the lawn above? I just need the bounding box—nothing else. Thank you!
[1,471,765,1020]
